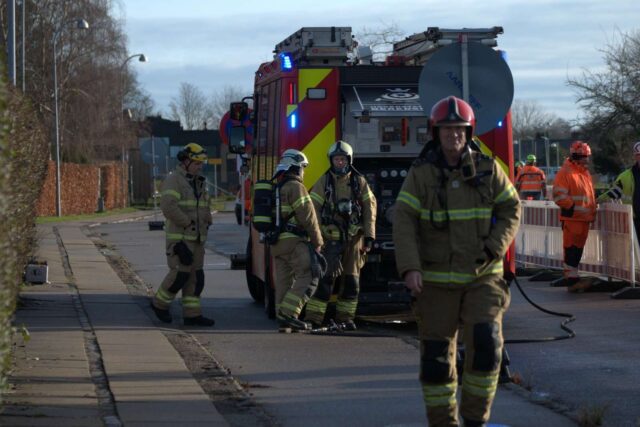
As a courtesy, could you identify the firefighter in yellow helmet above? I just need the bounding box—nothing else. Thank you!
[306,140,377,330]
[151,143,215,326]
[393,96,520,426]
[271,149,324,331]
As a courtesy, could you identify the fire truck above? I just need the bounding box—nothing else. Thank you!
[226,26,515,318]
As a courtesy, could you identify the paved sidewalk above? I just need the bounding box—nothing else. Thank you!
[0,217,228,426]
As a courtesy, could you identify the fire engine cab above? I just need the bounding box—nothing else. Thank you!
[226,26,514,318]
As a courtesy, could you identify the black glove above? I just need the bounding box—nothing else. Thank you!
[174,241,193,266]
[364,237,374,251]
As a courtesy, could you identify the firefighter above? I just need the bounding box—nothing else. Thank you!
[597,141,640,242]
[393,96,520,427]
[306,141,377,330]
[151,143,215,326]
[270,149,324,331]
[515,154,546,200]
[553,141,597,293]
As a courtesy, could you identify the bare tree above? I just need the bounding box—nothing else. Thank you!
[511,99,555,142]
[567,29,640,174]
[0,0,154,162]
[209,85,250,129]
[355,22,404,62]
[169,82,211,130]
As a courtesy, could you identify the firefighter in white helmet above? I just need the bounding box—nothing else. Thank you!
[393,96,520,426]
[271,149,324,331]
[306,140,377,330]
[151,143,215,327]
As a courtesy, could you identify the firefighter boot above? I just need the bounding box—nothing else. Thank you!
[278,313,311,331]
[462,418,487,427]
[184,315,215,327]
[151,302,172,323]
[567,277,592,293]
[341,319,357,331]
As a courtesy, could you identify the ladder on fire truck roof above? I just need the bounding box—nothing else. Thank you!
[273,27,356,66]
[392,26,504,66]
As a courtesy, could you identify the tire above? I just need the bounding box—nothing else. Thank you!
[265,279,276,319]
[245,237,264,303]
[264,246,276,319]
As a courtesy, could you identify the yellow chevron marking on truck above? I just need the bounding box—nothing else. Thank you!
[298,69,332,102]
[302,118,335,188]
[474,136,509,175]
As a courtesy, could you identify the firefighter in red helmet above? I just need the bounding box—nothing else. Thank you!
[393,96,520,426]
[552,140,596,292]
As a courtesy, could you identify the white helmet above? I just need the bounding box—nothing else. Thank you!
[328,140,353,175]
[273,149,309,176]
[633,141,640,155]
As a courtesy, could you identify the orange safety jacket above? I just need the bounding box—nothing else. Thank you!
[552,158,596,222]
[516,165,546,193]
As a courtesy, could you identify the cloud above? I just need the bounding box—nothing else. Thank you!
[123,0,639,120]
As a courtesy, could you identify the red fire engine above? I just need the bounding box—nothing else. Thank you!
[226,26,514,318]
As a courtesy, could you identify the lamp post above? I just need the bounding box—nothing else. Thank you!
[53,18,89,217]
[514,139,522,162]
[120,54,148,127]
[120,54,148,206]
[543,136,550,176]
[551,142,560,168]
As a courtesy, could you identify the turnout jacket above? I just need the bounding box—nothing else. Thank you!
[310,170,377,241]
[552,159,596,222]
[160,164,212,244]
[393,149,520,285]
[274,175,323,249]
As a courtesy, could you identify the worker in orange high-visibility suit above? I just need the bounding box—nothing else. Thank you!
[552,141,597,293]
[515,154,546,200]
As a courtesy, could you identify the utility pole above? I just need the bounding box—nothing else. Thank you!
[7,0,17,86]
[21,0,26,92]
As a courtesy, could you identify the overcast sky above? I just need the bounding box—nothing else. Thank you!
[119,0,638,122]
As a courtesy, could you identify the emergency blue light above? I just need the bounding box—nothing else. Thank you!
[497,120,503,127]
[290,113,297,128]
[280,53,293,71]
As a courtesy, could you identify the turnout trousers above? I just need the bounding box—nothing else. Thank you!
[153,241,206,319]
[413,274,510,427]
[305,236,366,324]
[273,240,318,320]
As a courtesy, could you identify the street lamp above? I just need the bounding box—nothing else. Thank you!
[551,142,560,168]
[53,18,89,217]
[120,53,148,127]
[120,54,148,206]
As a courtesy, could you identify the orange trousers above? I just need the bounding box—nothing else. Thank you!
[562,220,590,280]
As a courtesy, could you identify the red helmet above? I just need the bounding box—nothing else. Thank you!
[570,140,591,158]
[429,96,476,142]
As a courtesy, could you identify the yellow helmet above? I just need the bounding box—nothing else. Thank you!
[178,143,207,162]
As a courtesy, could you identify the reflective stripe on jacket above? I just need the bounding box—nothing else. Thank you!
[598,167,634,205]
[310,171,377,241]
[552,158,596,222]
[392,150,520,285]
[515,165,546,192]
[160,165,212,243]
[274,175,323,248]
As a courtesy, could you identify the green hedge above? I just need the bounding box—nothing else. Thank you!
[0,67,49,403]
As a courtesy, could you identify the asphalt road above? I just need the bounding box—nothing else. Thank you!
[94,211,640,426]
